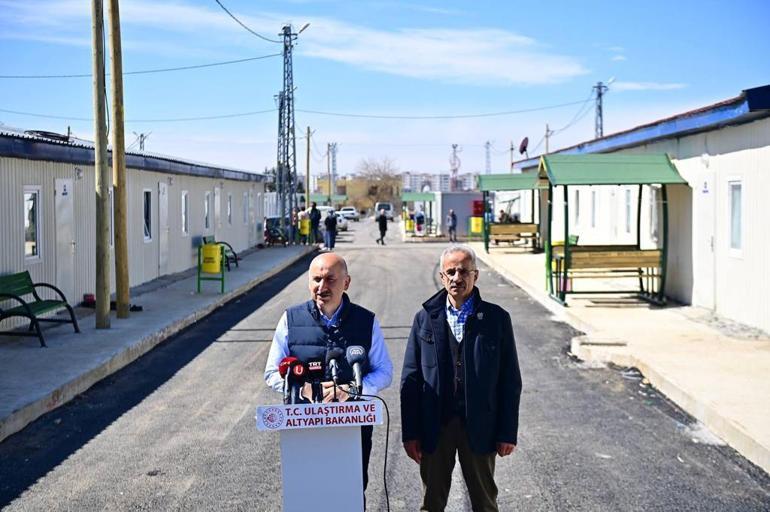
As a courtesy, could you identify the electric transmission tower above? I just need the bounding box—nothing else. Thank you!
[276,23,308,230]
[485,141,492,174]
[449,144,462,191]
[329,142,338,195]
[593,81,609,139]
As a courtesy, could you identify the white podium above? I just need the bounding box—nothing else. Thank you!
[256,401,384,512]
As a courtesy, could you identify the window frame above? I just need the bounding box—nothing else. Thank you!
[23,185,42,261]
[574,189,580,226]
[624,188,632,234]
[181,190,189,236]
[243,191,249,225]
[590,189,597,228]
[204,191,211,231]
[143,189,152,242]
[227,193,233,225]
[728,178,743,256]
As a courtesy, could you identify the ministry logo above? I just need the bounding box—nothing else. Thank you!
[262,407,285,430]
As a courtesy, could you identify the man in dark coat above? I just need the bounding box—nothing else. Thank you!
[400,245,522,511]
[376,208,388,245]
[309,202,322,243]
[323,209,337,250]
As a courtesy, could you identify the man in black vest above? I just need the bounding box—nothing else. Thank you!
[400,245,522,511]
[264,253,393,489]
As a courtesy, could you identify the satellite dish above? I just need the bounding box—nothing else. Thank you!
[518,137,529,155]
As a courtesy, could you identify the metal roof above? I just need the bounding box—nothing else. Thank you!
[0,129,267,182]
[402,192,435,201]
[538,154,687,186]
[310,194,347,203]
[478,173,544,191]
[515,84,770,170]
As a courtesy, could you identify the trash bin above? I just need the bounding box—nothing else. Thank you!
[470,216,483,234]
[405,219,415,232]
[201,243,222,273]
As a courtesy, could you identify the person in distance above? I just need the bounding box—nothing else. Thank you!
[264,252,393,489]
[400,244,522,512]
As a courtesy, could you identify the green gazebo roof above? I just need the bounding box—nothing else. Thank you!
[402,192,435,201]
[539,154,687,186]
[478,173,544,191]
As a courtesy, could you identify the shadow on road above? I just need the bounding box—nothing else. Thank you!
[0,253,315,507]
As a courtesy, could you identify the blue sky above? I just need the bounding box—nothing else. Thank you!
[1,0,768,175]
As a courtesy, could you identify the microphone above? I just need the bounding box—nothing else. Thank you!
[290,361,308,404]
[325,347,345,385]
[306,359,325,403]
[278,356,299,405]
[346,346,367,397]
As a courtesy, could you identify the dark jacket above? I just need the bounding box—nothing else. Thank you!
[446,212,457,229]
[377,214,388,231]
[324,214,337,233]
[400,287,522,455]
[286,294,374,383]
[309,207,321,228]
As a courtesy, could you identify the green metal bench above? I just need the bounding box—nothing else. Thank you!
[202,236,239,271]
[0,271,80,347]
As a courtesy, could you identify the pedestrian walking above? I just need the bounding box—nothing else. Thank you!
[446,208,458,242]
[324,209,337,250]
[400,244,522,512]
[376,208,388,245]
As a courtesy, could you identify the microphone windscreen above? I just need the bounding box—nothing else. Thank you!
[306,359,324,377]
[346,345,367,366]
[291,361,307,383]
[278,356,298,377]
[325,347,345,365]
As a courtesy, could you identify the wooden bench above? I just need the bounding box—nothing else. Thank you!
[202,236,239,271]
[489,223,539,246]
[0,271,80,347]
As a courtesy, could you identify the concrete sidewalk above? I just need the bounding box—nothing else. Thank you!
[0,244,316,443]
[470,242,770,476]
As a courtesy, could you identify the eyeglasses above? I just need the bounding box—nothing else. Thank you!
[440,268,478,279]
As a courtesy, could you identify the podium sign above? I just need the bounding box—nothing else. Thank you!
[256,401,384,512]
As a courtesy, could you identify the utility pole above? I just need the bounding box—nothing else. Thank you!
[305,126,311,210]
[329,142,338,195]
[545,123,554,154]
[485,141,492,174]
[91,0,110,329]
[326,143,332,205]
[449,144,461,191]
[593,81,609,138]
[108,0,129,319]
[510,140,514,172]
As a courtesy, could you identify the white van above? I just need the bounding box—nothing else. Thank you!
[374,202,394,221]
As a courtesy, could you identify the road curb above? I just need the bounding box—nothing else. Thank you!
[477,249,770,476]
[0,246,317,443]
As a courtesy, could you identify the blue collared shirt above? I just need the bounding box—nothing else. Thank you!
[446,295,475,342]
[264,305,393,398]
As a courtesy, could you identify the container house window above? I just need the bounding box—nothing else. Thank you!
[243,191,249,224]
[204,191,211,230]
[143,190,152,241]
[24,187,41,259]
[590,189,597,228]
[227,193,233,225]
[574,189,580,226]
[625,188,632,233]
[729,181,742,251]
[181,191,189,235]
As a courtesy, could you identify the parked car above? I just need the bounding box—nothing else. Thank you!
[338,206,360,221]
[334,211,349,231]
[374,202,395,221]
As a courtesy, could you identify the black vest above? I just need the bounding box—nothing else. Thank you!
[286,294,374,383]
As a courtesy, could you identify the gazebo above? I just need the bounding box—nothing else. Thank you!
[479,173,545,253]
[540,154,688,305]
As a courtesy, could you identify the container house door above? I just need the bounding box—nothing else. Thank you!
[55,179,75,302]
[693,170,716,309]
[158,181,169,275]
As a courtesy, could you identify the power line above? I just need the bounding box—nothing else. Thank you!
[296,99,588,120]
[0,53,281,79]
[213,0,282,44]
[0,107,277,123]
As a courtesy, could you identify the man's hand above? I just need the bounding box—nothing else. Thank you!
[321,381,350,402]
[403,440,422,464]
[496,442,516,457]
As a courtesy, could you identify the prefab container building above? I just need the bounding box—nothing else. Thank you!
[0,129,267,318]
[514,85,770,333]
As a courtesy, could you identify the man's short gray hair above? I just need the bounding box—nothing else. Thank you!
[440,244,477,269]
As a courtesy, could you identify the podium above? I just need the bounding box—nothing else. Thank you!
[256,401,384,512]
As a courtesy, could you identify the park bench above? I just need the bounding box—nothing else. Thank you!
[0,271,80,347]
[202,236,239,271]
[489,223,539,247]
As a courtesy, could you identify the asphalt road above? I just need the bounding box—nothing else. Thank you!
[1,218,769,511]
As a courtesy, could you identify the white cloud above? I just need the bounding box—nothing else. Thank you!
[613,81,687,92]
[611,55,627,62]
[1,0,588,86]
